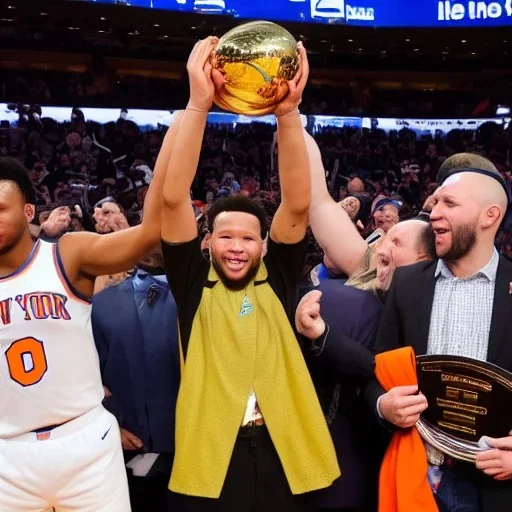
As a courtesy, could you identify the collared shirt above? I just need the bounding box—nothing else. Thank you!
[427,249,499,362]
[425,251,498,481]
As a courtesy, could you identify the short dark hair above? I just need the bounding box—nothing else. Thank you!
[0,157,36,204]
[413,217,436,260]
[94,196,119,209]
[437,153,498,184]
[207,195,268,239]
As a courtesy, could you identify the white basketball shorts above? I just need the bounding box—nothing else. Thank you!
[0,405,130,512]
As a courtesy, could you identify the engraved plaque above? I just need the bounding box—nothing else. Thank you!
[416,355,512,462]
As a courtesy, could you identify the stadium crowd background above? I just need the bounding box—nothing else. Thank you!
[3,100,511,274]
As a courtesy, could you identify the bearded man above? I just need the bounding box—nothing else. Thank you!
[368,153,512,512]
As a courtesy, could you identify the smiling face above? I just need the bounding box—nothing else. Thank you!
[430,171,508,267]
[209,211,264,289]
[430,175,482,262]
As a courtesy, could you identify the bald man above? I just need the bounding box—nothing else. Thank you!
[368,154,512,512]
[305,131,434,293]
[347,177,365,195]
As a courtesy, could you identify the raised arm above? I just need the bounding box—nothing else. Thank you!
[304,131,368,276]
[58,106,185,295]
[162,37,217,243]
[270,44,310,245]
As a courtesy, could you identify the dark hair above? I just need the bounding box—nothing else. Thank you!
[352,192,372,226]
[207,195,268,239]
[94,196,119,209]
[437,153,498,184]
[413,217,436,260]
[0,157,36,204]
[137,248,164,274]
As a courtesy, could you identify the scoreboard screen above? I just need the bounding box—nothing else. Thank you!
[75,1,512,28]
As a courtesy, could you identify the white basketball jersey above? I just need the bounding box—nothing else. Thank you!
[0,240,103,438]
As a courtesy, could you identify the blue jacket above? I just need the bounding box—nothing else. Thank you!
[92,270,180,454]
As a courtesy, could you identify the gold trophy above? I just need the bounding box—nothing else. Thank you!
[211,21,299,116]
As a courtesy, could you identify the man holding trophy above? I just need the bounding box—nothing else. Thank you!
[161,22,340,512]
[369,153,512,512]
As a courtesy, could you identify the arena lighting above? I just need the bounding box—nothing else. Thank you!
[0,104,508,135]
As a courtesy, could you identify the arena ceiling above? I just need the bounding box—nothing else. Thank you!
[1,0,511,94]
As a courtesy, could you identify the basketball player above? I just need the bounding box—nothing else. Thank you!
[0,111,183,512]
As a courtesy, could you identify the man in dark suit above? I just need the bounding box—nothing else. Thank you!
[296,279,385,512]
[367,154,512,512]
[92,250,180,512]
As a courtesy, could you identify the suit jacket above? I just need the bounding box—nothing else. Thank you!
[92,274,180,454]
[366,256,512,512]
[303,277,385,509]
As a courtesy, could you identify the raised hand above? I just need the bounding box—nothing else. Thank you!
[274,42,309,118]
[106,212,130,232]
[186,37,219,113]
[295,290,326,341]
[41,206,72,238]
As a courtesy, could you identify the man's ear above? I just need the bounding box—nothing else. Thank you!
[481,205,502,230]
[25,204,35,223]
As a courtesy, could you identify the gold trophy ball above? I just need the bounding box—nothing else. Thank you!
[211,21,299,116]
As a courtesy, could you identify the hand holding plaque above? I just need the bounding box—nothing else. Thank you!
[476,434,512,480]
[416,355,512,463]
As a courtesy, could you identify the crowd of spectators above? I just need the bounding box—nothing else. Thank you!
[0,69,497,118]
[2,107,512,270]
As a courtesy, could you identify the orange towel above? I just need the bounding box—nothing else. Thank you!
[375,347,438,512]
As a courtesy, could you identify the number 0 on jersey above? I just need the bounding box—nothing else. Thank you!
[6,337,48,387]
